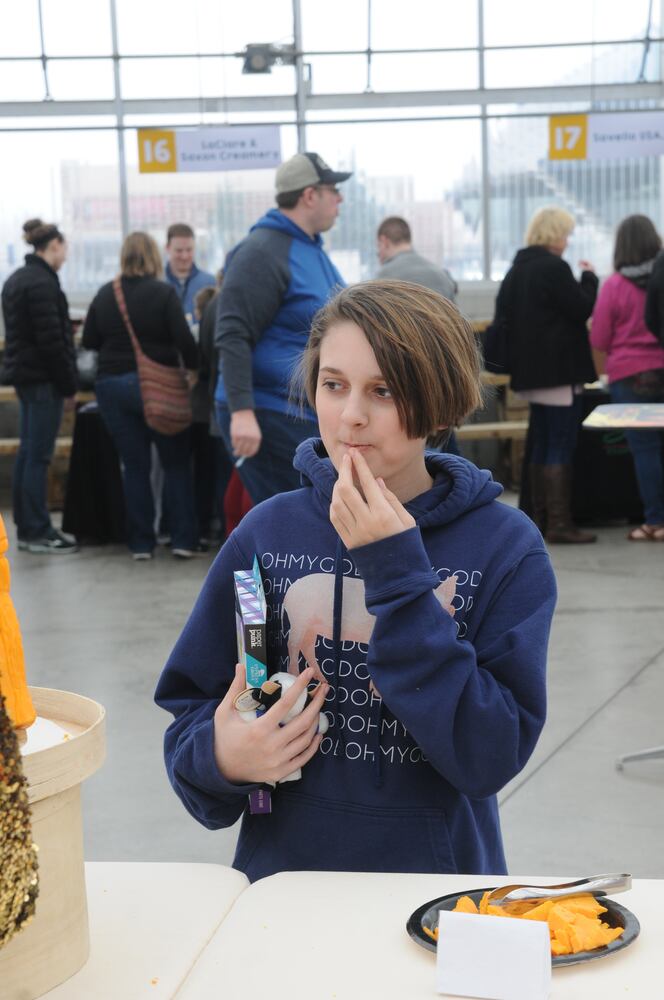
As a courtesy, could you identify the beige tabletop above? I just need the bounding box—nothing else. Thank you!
[41,862,248,999]
[177,870,657,1000]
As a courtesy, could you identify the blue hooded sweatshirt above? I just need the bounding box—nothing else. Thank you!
[165,261,216,327]
[214,209,344,415]
[155,442,556,882]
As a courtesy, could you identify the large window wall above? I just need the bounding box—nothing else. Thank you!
[1,1,663,302]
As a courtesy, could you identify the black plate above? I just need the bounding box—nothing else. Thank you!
[407,887,640,968]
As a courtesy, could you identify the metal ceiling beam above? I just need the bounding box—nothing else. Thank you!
[306,82,664,109]
[0,81,662,120]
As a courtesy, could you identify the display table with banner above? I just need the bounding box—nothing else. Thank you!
[61,403,126,544]
[571,388,645,524]
[520,386,645,525]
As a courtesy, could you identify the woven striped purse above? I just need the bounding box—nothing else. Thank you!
[113,277,192,436]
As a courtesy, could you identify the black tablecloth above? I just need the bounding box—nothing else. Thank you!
[520,388,644,525]
[62,404,126,544]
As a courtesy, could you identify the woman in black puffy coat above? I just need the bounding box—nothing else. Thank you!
[1,219,78,554]
[490,207,599,544]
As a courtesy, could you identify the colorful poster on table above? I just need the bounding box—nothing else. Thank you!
[138,126,281,174]
[549,111,664,161]
[583,404,664,429]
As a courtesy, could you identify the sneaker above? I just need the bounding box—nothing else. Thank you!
[157,533,172,546]
[172,548,199,559]
[132,551,154,561]
[25,529,79,554]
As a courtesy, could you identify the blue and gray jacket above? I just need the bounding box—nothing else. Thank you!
[214,209,344,415]
[165,261,216,328]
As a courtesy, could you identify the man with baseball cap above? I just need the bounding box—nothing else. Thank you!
[214,152,351,504]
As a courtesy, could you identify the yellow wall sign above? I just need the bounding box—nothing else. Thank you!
[138,129,177,173]
[548,115,588,161]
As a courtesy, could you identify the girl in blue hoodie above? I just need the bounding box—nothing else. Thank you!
[156,280,556,882]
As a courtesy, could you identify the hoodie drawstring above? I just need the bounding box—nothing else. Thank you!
[332,536,345,753]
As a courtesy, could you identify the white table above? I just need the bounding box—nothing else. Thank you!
[29,866,659,999]
[40,862,248,999]
[178,871,659,1000]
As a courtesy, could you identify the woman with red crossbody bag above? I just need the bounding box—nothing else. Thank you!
[82,232,199,559]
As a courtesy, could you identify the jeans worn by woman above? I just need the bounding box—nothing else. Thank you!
[13,382,63,541]
[610,370,664,526]
[529,396,583,465]
[528,395,595,543]
[95,372,197,554]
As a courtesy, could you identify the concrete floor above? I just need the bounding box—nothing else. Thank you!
[8,500,664,879]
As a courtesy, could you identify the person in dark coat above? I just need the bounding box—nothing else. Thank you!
[82,232,199,560]
[491,207,599,544]
[194,280,235,542]
[1,219,78,554]
[644,243,664,349]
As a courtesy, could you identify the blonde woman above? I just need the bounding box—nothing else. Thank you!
[82,232,199,559]
[490,207,599,543]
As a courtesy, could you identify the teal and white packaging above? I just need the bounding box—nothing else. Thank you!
[234,555,268,689]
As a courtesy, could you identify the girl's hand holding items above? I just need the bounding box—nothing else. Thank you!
[213,663,329,784]
[330,449,416,550]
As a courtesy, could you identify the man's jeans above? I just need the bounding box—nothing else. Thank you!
[216,405,318,505]
[13,382,64,540]
[96,372,197,553]
[610,371,664,525]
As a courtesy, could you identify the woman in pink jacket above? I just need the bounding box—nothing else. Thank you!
[590,214,664,540]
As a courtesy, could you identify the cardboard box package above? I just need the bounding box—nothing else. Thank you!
[234,556,268,689]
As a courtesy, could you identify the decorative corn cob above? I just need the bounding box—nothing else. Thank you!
[0,516,36,733]
[0,691,39,948]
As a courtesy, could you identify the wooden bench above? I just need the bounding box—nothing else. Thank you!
[456,420,528,442]
[0,437,73,457]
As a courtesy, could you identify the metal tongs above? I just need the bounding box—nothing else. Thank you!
[487,873,632,906]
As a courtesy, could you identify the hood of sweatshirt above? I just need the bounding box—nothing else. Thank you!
[293,437,503,527]
[618,257,658,289]
[250,207,324,248]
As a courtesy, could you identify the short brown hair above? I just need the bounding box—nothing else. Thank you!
[377,216,411,244]
[167,222,194,242]
[121,231,163,278]
[613,214,661,270]
[298,280,483,440]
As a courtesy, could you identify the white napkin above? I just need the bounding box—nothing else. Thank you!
[435,910,551,999]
